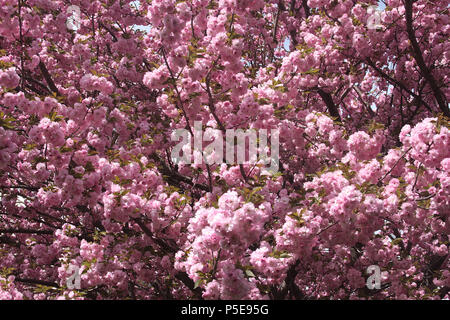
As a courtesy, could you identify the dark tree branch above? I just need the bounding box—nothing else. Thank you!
[318,89,341,121]
[366,58,433,113]
[0,229,53,235]
[151,153,210,192]
[302,0,310,18]
[134,218,204,299]
[404,0,449,117]
[285,259,304,299]
[0,235,21,247]
[134,218,177,254]
[271,259,305,300]
[175,272,203,299]
[38,61,60,96]
[98,21,118,42]
[0,185,39,191]
[14,278,60,288]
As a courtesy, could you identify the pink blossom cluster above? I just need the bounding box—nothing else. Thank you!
[0,68,20,89]
[80,74,114,95]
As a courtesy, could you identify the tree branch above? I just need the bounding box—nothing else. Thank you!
[317,89,341,121]
[38,61,60,96]
[366,58,433,114]
[0,229,53,235]
[14,278,59,288]
[404,0,449,117]
[134,218,204,299]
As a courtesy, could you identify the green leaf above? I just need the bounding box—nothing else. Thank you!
[245,269,256,278]
[59,146,72,153]
[194,279,203,289]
